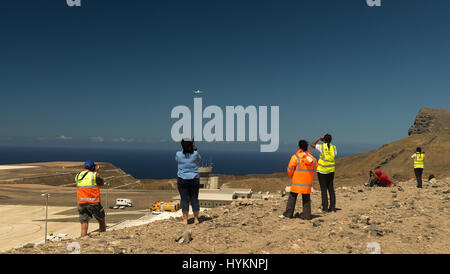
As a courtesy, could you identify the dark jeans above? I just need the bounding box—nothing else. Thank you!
[283,192,311,220]
[317,172,336,211]
[177,177,200,212]
[414,168,423,188]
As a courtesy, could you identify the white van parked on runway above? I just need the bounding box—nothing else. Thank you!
[114,198,133,207]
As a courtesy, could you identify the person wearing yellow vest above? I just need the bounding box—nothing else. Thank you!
[411,147,425,188]
[280,140,318,220]
[76,160,106,237]
[311,134,337,213]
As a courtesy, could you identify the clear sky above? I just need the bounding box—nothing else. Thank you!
[0,0,449,153]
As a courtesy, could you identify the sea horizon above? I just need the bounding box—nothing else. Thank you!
[0,146,360,180]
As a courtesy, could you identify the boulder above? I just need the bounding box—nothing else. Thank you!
[23,243,34,248]
[175,228,192,244]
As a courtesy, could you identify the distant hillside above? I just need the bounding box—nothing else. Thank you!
[219,108,450,190]
[336,108,450,183]
[0,162,137,188]
[335,132,450,183]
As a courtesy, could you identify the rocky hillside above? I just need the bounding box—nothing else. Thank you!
[335,132,450,183]
[7,177,450,254]
[215,108,450,190]
[334,108,450,184]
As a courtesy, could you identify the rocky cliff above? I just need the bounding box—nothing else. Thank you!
[408,108,450,135]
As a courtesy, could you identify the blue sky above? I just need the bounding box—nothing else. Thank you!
[0,0,449,153]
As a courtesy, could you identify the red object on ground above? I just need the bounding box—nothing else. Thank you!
[375,169,392,187]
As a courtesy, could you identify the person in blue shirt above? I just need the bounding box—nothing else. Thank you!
[176,138,202,225]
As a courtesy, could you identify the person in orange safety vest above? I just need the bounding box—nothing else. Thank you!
[76,160,106,237]
[280,140,318,220]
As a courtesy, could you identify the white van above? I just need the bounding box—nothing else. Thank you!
[115,198,133,207]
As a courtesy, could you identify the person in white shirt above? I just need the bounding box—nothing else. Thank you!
[311,134,337,212]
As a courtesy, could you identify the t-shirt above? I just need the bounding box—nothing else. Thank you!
[175,150,202,180]
[313,143,337,174]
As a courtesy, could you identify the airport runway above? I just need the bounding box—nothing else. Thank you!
[0,204,152,252]
[0,162,178,252]
[0,182,177,252]
[0,205,86,252]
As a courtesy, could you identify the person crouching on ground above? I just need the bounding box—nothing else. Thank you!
[370,169,392,187]
[280,140,318,220]
[76,160,106,237]
[311,134,337,213]
[176,138,202,225]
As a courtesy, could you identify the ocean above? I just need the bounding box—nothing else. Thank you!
[0,147,352,179]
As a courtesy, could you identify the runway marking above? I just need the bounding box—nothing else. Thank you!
[0,223,42,240]
[0,166,39,170]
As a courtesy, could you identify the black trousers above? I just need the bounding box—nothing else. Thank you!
[317,172,336,211]
[370,178,388,187]
[283,192,311,219]
[414,168,423,188]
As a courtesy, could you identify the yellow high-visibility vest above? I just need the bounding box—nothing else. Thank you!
[317,144,337,173]
[414,153,424,168]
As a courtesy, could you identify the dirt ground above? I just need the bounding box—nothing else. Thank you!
[7,177,450,254]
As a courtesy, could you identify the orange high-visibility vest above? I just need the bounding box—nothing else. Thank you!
[75,170,101,204]
[287,149,318,194]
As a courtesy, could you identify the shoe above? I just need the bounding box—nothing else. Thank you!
[299,213,311,220]
[328,208,336,212]
[278,215,286,219]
